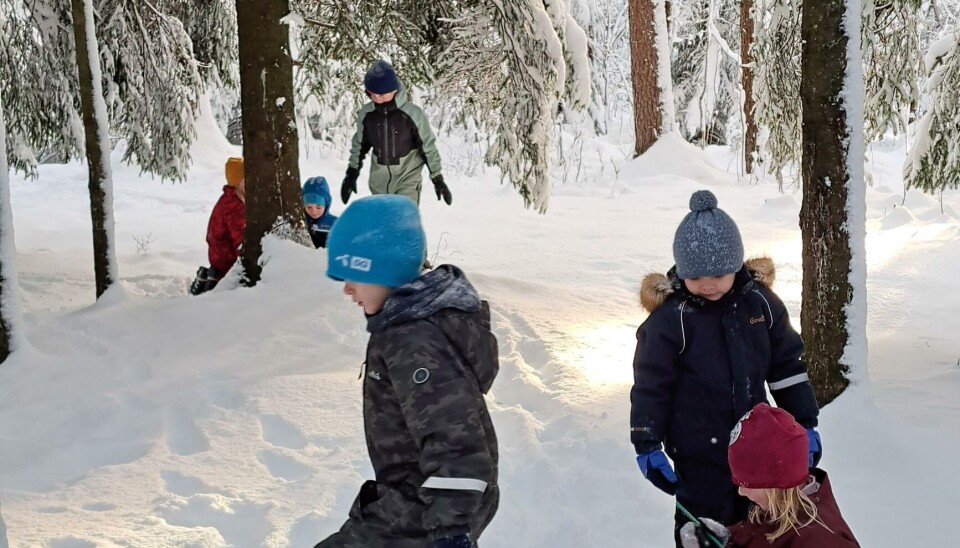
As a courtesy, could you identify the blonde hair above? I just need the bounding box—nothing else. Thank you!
[748,486,832,542]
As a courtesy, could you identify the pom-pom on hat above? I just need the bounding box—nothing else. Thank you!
[728,403,809,489]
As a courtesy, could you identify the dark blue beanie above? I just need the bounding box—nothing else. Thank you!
[672,190,744,279]
[327,195,426,287]
[364,60,400,94]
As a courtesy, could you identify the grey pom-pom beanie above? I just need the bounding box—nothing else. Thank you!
[672,190,744,279]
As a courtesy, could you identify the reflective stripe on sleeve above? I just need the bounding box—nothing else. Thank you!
[768,373,809,391]
[421,476,488,492]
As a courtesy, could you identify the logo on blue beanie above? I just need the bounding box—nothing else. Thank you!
[327,195,426,287]
[334,254,373,273]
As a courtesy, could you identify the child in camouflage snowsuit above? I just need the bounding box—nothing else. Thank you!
[340,59,452,207]
[316,195,498,548]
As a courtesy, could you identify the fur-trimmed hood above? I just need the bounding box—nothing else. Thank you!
[639,256,775,313]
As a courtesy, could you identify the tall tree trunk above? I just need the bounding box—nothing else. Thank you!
[71,0,117,299]
[799,0,866,406]
[235,0,305,284]
[0,101,22,364]
[629,0,673,156]
[740,0,758,173]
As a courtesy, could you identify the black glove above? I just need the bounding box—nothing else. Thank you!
[433,534,471,548]
[431,174,452,205]
[341,167,359,204]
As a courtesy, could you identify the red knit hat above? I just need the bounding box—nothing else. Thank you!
[728,403,808,489]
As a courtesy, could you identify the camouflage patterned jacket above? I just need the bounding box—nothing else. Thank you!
[359,265,499,541]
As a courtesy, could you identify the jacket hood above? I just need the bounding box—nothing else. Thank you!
[368,264,497,393]
[302,177,333,210]
[639,256,775,313]
[368,264,481,331]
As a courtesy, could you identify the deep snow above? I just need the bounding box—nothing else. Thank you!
[0,113,958,546]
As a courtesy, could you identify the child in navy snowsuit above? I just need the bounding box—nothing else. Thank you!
[629,190,821,547]
[302,176,338,249]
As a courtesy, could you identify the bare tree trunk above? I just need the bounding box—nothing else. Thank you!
[235,0,306,285]
[740,0,758,173]
[71,0,117,299]
[800,0,864,406]
[629,0,663,156]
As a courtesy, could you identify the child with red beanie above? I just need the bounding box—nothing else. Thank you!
[680,403,859,547]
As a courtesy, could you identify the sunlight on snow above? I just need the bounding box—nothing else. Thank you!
[559,322,637,387]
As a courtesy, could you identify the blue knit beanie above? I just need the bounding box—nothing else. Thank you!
[673,190,744,279]
[364,60,400,94]
[302,176,331,209]
[326,195,426,287]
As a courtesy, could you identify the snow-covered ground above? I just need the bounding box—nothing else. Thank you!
[1,112,958,547]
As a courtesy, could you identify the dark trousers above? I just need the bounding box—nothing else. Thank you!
[315,481,497,548]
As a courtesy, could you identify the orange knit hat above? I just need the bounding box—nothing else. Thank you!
[225,157,244,187]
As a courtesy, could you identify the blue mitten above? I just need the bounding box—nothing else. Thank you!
[806,427,822,467]
[636,449,678,495]
[433,534,472,548]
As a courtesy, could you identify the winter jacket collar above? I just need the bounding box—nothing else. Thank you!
[367,264,481,333]
[729,469,860,548]
[372,88,409,114]
[639,256,776,313]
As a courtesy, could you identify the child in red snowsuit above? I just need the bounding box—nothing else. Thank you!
[190,157,246,295]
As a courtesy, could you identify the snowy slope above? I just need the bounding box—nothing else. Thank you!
[0,118,958,547]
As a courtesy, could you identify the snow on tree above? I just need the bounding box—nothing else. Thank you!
[0,98,25,363]
[294,0,591,212]
[751,0,802,185]
[904,28,960,193]
[3,0,204,181]
[567,0,631,135]
[741,0,759,172]
[799,0,867,406]
[628,0,675,156]
[671,0,741,147]
[862,0,923,142]
[158,0,240,142]
[71,0,117,298]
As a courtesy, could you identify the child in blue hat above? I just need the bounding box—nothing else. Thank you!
[629,190,822,547]
[316,195,499,548]
[301,176,338,249]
